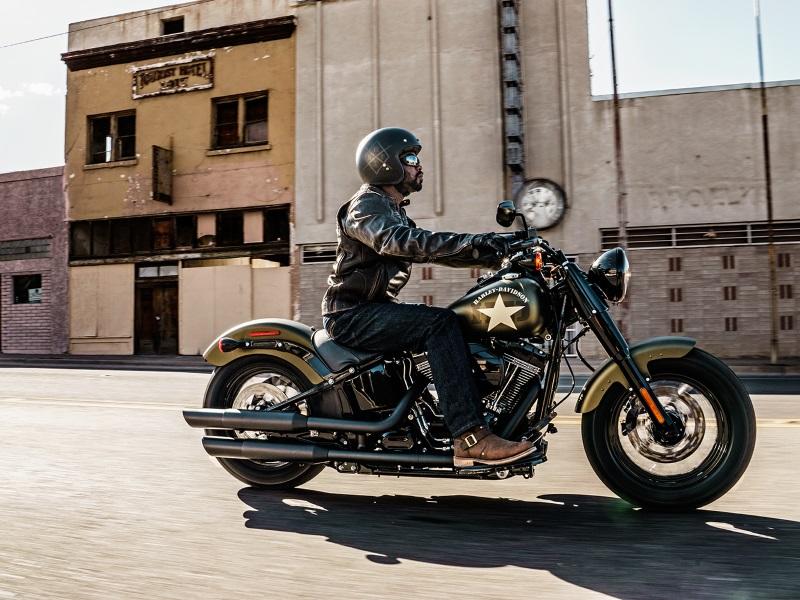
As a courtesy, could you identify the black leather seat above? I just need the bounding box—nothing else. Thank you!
[312,329,381,373]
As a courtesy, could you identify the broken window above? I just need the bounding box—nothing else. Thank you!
[152,218,174,251]
[175,215,196,248]
[217,211,244,246]
[212,92,268,148]
[161,16,184,35]
[13,274,42,304]
[88,111,136,164]
[263,206,289,243]
[70,222,92,258]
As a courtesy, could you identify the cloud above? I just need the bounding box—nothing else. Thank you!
[0,104,10,115]
[0,83,63,101]
[21,82,64,96]
[0,87,24,101]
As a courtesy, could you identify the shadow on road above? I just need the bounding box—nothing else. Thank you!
[239,488,800,599]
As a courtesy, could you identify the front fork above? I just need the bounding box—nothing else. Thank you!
[563,263,685,443]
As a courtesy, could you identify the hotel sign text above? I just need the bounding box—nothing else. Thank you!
[132,54,214,99]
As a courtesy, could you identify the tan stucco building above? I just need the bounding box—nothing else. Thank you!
[62,1,297,355]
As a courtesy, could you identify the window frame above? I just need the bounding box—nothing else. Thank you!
[87,110,137,165]
[211,91,269,149]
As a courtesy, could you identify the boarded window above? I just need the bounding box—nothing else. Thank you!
[71,222,92,258]
[152,218,174,251]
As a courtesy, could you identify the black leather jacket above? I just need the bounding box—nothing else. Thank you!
[322,184,497,316]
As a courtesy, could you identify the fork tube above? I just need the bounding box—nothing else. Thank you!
[562,263,678,433]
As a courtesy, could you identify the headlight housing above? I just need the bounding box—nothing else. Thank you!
[588,247,630,303]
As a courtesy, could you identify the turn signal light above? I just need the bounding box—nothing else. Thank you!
[218,337,242,353]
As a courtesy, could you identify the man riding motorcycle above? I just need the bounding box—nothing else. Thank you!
[321,127,536,467]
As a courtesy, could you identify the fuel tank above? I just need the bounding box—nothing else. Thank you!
[449,275,550,340]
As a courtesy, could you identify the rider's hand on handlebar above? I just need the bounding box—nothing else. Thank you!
[471,233,511,258]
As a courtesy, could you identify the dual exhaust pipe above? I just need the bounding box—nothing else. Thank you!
[184,380,454,467]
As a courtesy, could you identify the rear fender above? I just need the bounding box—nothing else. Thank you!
[575,336,696,413]
[203,318,330,384]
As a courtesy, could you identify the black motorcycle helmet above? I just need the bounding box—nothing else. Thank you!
[356,127,422,185]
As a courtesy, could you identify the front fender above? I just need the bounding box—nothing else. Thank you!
[575,336,696,413]
[203,318,330,384]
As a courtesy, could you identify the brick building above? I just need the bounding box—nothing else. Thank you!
[0,167,68,354]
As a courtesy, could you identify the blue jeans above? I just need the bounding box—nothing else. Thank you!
[324,303,484,437]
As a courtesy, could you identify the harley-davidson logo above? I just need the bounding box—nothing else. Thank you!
[477,294,524,331]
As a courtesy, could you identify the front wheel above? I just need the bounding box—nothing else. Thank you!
[203,356,325,489]
[582,348,756,510]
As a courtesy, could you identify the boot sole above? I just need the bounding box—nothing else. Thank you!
[453,445,537,468]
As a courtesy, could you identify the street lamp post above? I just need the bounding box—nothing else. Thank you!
[754,0,779,364]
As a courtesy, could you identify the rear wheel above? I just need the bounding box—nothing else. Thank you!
[203,356,324,489]
[581,349,755,510]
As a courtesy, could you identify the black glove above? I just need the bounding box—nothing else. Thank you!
[471,233,511,259]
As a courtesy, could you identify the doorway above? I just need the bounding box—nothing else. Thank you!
[135,264,178,354]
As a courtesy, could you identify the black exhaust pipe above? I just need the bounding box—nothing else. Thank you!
[184,380,426,434]
[202,437,454,467]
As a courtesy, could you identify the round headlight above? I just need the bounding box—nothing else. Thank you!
[588,247,630,303]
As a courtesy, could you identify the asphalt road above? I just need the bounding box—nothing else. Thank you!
[0,368,798,600]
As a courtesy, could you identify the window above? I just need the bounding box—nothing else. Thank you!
[422,295,434,306]
[725,317,738,332]
[722,255,735,270]
[780,315,794,331]
[779,284,794,300]
[217,211,244,246]
[212,92,268,148]
[13,274,42,304]
[668,257,681,272]
[161,16,184,35]
[175,215,196,248]
[670,318,683,333]
[669,288,682,302]
[421,267,433,280]
[88,111,136,164]
[778,253,791,268]
[137,263,178,279]
[264,207,289,243]
[152,218,174,251]
[723,286,737,301]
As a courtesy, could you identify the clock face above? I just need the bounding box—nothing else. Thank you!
[517,179,566,230]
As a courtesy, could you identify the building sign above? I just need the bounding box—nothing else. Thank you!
[132,54,214,99]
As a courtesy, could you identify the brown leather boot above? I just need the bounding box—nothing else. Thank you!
[453,427,536,468]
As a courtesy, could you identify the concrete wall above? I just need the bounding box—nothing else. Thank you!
[0,167,68,354]
[179,263,291,354]
[69,264,135,354]
[68,0,292,51]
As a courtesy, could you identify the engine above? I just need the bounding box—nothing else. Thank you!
[410,341,547,447]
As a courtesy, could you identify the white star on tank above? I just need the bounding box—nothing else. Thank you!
[477,294,524,331]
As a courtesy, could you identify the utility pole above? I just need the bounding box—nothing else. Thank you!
[608,0,628,337]
[754,0,779,364]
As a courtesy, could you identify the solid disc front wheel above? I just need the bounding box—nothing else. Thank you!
[203,356,324,489]
[582,349,756,510]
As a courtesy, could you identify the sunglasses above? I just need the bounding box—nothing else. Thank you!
[400,153,421,167]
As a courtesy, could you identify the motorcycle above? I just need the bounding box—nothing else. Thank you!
[183,201,756,510]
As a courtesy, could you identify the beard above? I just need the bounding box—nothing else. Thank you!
[397,172,423,196]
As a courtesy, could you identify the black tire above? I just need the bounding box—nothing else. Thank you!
[581,348,756,510]
[202,355,325,489]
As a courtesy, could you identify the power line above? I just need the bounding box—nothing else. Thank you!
[0,0,219,50]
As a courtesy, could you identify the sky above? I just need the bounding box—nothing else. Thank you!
[0,0,798,173]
